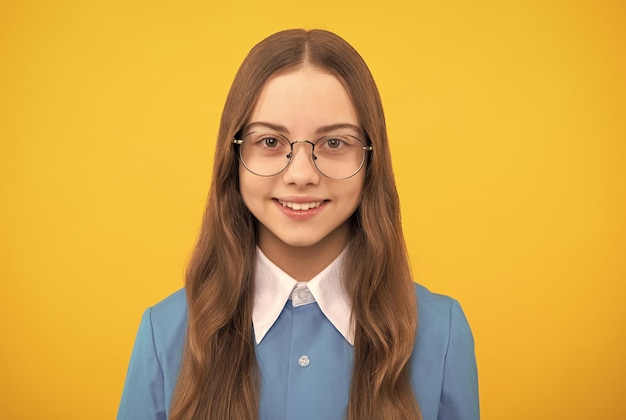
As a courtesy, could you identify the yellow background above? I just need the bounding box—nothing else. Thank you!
[1,0,624,418]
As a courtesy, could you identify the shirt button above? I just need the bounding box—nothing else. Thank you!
[298,355,310,367]
[297,289,310,299]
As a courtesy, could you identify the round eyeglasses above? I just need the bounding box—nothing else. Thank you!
[233,131,373,180]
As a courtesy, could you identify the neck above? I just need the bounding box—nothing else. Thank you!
[258,223,349,281]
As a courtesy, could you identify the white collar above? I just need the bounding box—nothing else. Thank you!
[252,247,353,345]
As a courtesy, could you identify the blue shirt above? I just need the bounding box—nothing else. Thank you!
[118,282,479,419]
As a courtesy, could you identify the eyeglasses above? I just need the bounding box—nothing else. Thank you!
[233,131,373,180]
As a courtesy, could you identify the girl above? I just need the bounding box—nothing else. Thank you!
[118,29,479,420]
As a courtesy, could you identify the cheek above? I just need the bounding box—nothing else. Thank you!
[349,174,366,202]
[335,177,365,213]
[239,168,268,208]
[352,187,364,209]
[238,168,254,207]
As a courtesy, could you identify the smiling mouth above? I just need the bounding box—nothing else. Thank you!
[277,199,326,211]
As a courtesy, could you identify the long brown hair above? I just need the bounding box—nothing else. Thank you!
[169,29,420,420]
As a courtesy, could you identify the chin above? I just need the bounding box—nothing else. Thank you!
[278,237,324,248]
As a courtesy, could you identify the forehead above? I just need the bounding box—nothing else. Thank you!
[248,66,360,134]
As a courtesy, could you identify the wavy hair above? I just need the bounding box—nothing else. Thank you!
[169,29,420,420]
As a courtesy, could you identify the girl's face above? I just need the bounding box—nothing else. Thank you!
[239,66,365,261]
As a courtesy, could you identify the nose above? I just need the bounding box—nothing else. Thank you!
[282,141,320,186]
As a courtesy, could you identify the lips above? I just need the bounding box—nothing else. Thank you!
[277,199,325,211]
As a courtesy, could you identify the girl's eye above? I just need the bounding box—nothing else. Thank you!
[326,138,342,148]
[263,137,279,147]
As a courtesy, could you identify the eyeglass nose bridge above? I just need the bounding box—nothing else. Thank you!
[285,139,318,162]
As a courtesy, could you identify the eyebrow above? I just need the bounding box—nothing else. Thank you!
[245,121,289,133]
[315,123,362,136]
[245,121,362,136]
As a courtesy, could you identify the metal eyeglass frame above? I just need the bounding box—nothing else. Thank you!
[233,134,373,180]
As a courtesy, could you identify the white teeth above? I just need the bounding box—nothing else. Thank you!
[279,200,323,210]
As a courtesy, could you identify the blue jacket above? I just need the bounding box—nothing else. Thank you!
[118,283,479,419]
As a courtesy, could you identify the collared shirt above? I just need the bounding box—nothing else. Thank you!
[118,265,479,419]
[253,247,353,345]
